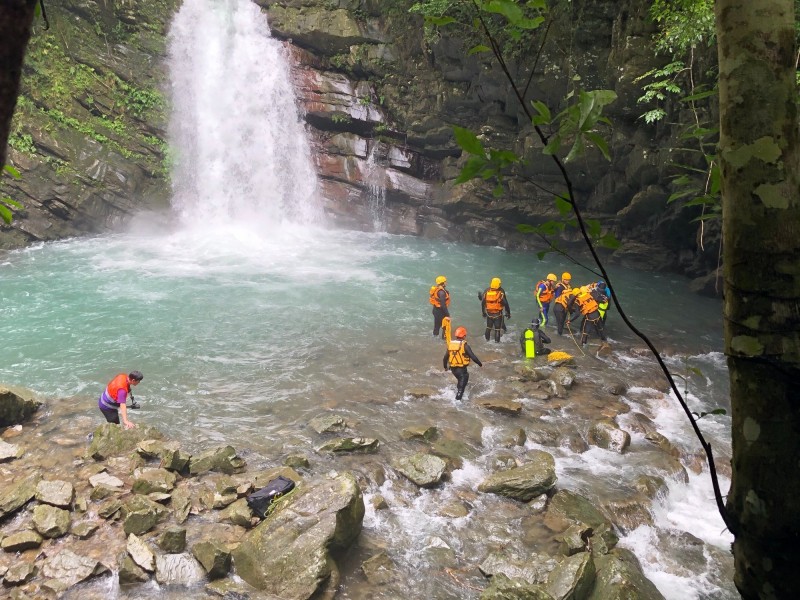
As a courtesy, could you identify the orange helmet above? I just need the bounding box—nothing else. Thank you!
[454,327,467,339]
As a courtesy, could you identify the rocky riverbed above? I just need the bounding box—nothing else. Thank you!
[0,338,734,599]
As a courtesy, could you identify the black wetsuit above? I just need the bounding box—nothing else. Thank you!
[481,287,511,342]
[443,342,482,400]
[432,287,450,337]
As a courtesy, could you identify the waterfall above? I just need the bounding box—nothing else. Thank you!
[166,0,321,229]
[365,142,387,232]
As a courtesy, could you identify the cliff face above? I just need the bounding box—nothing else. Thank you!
[1,0,721,292]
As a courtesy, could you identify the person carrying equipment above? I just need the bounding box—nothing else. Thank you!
[566,286,607,345]
[519,320,552,358]
[590,280,610,323]
[534,273,557,326]
[481,277,511,342]
[429,275,450,338]
[443,326,482,400]
[98,370,143,429]
[553,286,580,335]
[553,272,572,300]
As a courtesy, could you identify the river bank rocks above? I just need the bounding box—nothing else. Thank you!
[0,420,365,598]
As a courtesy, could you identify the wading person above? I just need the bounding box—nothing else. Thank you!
[481,277,511,342]
[443,326,482,400]
[534,273,557,326]
[429,275,450,338]
[98,370,143,429]
[567,287,607,346]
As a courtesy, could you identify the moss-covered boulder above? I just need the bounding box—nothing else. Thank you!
[232,472,364,596]
[478,450,557,502]
[87,423,165,461]
[0,385,42,426]
[588,549,666,600]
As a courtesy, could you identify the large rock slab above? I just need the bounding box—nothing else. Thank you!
[32,504,71,538]
[35,479,74,508]
[0,385,42,426]
[391,452,447,488]
[0,439,23,462]
[480,573,555,600]
[87,423,164,461]
[232,472,364,597]
[188,445,246,475]
[41,549,109,588]
[478,450,557,501]
[0,474,39,519]
[588,548,666,600]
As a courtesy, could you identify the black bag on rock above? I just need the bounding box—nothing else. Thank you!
[246,475,295,518]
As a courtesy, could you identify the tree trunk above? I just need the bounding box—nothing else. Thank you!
[0,0,38,169]
[716,0,800,597]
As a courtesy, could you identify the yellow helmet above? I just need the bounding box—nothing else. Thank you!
[546,273,557,282]
[436,275,447,285]
[562,272,571,281]
[490,277,501,289]
[581,286,589,294]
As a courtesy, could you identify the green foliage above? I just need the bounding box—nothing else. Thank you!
[119,82,164,119]
[649,0,715,55]
[330,113,352,124]
[543,89,617,162]
[8,132,37,155]
[1,165,23,224]
[635,61,687,123]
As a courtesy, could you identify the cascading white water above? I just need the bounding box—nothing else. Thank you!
[365,142,387,231]
[167,0,321,228]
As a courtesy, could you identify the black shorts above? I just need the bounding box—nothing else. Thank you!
[100,407,120,424]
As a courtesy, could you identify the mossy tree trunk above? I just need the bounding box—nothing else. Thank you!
[0,0,37,169]
[716,0,800,597]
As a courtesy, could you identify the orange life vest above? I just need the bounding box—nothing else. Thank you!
[105,373,131,405]
[573,290,599,315]
[554,282,571,298]
[483,288,505,313]
[535,280,554,304]
[429,285,450,308]
[448,340,470,367]
[555,290,573,309]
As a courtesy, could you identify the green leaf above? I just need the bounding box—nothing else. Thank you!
[426,16,456,26]
[468,45,491,56]
[691,213,722,222]
[564,135,585,163]
[516,223,539,234]
[542,135,561,156]
[493,183,504,197]
[454,155,487,184]
[681,89,716,102]
[682,196,717,208]
[2,197,22,209]
[687,366,704,377]
[452,126,485,156]
[667,189,696,203]
[585,132,611,160]
[483,0,524,25]
[598,233,621,249]
[536,250,549,260]
[3,164,21,179]
[0,203,12,224]
[554,197,572,217]
[530,100,551,126]
[586,218,602,238]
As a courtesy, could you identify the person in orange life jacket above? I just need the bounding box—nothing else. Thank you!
[566,286,607,345]
[553,272,572,301]
[534,273,557,326]
[481,277,511,342]
[443,326,482,400]
[553,286,580,336]
[590,280,610,323]
[429,275,450,338]
[98,370,143,429]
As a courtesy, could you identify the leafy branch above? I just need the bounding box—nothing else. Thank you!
[1,165,23,224]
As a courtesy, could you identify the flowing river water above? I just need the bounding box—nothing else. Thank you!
[0,0,737,598]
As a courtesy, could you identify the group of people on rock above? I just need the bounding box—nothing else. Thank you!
[430,271,612,399]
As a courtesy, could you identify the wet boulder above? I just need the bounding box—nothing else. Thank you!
[309,414,348,434]
[392,452,447,488]
[127,533,155,572]
[88,423,165,461]
[480,574,555,600]
[33,504,72,538]
[546,552,596,600]
[40,548,109,589]
[1,530,43,552]
[155,553,206,586]
[192,538,232,580]
[222,498,255,527]
[0,384,42,427]
[0,439,23,462]
[549,367,575,388]
[232,472,364,597]
[478,450,557,502]
[588,548,665,600]
[122,494,168,535]
[35,479,75,508]
[477,398,523,415]
[543,490,614,535]
[136,439,191,472]
[118,554,150,584]
[3,561,37,586]
[157,527,187,554]
[587,419,631,453]
[0,474,39,519]
[400,425,438,441]
[188,445,246,475]
[317,437,380,453]
[361,551,397,586]
[132,467,177,495]
[479,550,557,585]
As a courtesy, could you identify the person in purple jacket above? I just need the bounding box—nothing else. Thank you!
[98,370,143,429]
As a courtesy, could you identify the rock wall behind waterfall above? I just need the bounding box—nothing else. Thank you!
[1,0,722,294]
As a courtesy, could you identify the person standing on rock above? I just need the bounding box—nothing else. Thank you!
[429,275,450,338]
[443,326,482,400]
[98,370,143,429]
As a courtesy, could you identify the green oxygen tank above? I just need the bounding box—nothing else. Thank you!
[524,328,536,358]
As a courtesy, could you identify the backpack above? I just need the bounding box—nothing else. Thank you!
[246,475,296,518]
